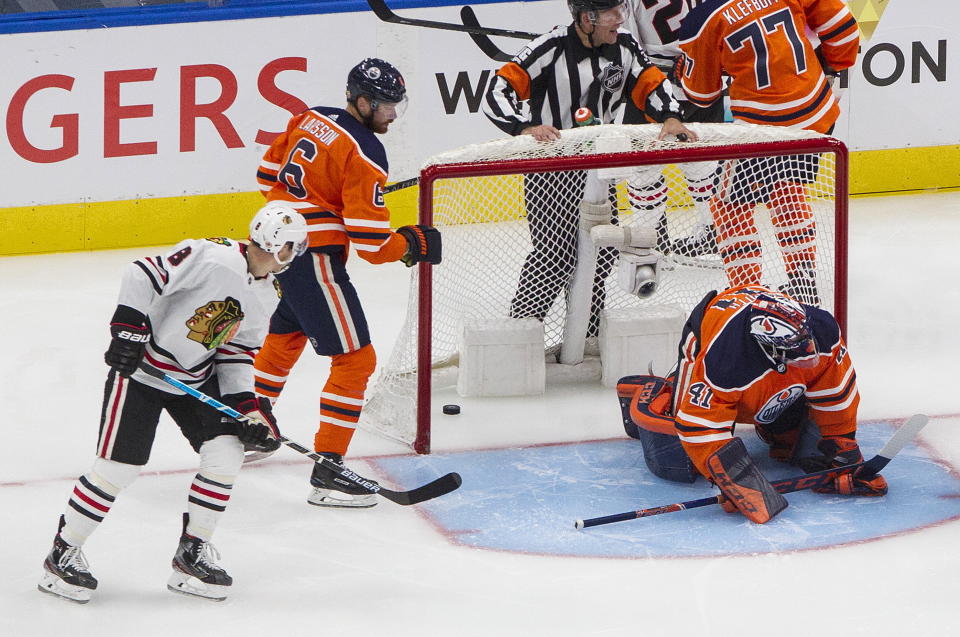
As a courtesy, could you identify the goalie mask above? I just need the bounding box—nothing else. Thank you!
[748,292,817,373]
[249,204,308,271]
[346,58,408,119]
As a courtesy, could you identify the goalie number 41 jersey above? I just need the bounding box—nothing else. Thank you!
[672,286,859,474]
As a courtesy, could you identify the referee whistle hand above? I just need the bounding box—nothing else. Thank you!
[658,118,698,143]
[521,125,561,142]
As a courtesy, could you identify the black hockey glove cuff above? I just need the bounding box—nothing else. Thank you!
[398,225,442,267]
[104,305,150,378]
[222,392,281,453]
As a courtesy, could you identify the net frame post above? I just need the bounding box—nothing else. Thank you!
[413,137,848,454]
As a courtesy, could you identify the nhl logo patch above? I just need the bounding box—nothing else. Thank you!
[600,64,624,92]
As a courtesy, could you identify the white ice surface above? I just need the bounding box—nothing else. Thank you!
[1,192,959,636]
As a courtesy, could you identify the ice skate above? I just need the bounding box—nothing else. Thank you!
[167,513,232,601]
[308,453,378,508]
[38,516,97,604]
[778,263,820,306]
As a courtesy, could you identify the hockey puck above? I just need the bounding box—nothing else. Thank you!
[442,404,461,415]
[676,132,689,142]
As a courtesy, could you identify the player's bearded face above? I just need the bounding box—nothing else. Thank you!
[362,96,407,134]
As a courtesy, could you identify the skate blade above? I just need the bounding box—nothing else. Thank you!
[167,571,228,601]
[38,572,92,604]
[307,488,377,509]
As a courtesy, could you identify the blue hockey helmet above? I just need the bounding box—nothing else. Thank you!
[346,58,407,106]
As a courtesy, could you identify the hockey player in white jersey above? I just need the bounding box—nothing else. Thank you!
[38,204,308,604]
[626,0,723,256]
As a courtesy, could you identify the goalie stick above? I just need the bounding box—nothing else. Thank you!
[367,0,537,40]
[138,366,462,506]
[575,413,929,529]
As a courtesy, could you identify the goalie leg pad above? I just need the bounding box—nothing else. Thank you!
[616,375,697,483]
[706,438,788,524]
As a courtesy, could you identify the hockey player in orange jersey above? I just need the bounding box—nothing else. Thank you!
[253,58,441,508]
[675,0,860,305]
[617,286,886,524]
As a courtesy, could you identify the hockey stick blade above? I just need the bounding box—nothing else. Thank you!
[460,6,516,62]
[139,365,462,505]
[278,436,462,505]
[367,0,537,39]
[575,414,929,529]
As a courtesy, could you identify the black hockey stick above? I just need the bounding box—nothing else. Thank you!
[367,0,537,39]
[139,366,462,505]
[575,413,929,529]
[383,176,418,195]
[460,6,517,62]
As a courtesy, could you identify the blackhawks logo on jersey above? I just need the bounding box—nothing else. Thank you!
[185,296,244,350]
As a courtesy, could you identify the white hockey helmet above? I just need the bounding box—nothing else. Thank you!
[249,203,308,269]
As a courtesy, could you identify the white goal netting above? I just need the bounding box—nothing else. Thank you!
[362,123,847,452]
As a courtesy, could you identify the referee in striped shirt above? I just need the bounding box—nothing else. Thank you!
[483,0,696,339]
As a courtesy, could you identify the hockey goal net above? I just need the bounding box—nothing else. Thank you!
[362,123,848,453]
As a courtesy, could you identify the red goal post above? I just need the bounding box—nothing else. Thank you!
[363,123,848,454]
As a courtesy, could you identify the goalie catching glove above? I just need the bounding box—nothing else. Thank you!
[222,393,281,453]
[798,434,888,496]
[398,224,442,266]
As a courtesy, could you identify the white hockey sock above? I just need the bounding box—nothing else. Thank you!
[61,458,140,547]
[627,174,667,231]
[187,435,243,541]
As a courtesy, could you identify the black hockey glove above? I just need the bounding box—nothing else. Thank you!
[104,305,150,378]
[398,225,442,266]
[223,393,281,453]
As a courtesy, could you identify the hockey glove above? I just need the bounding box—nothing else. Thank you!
[799,434,888,497]
[104,305,150,378]
[222,393,281,453]
[398,225,442,266]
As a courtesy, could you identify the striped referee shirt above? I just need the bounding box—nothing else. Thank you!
[484,24,681,136]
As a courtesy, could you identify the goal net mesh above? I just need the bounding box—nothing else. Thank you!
[361,123,846,452]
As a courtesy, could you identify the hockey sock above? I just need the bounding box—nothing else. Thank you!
[714,199,762,287]
[626,172,667,232]
[61,458,140,547]
[684,162,722,227]
[188,435,244,541]
[769,181,817,276]
[314,345,375,455]
[253,331,309,403]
